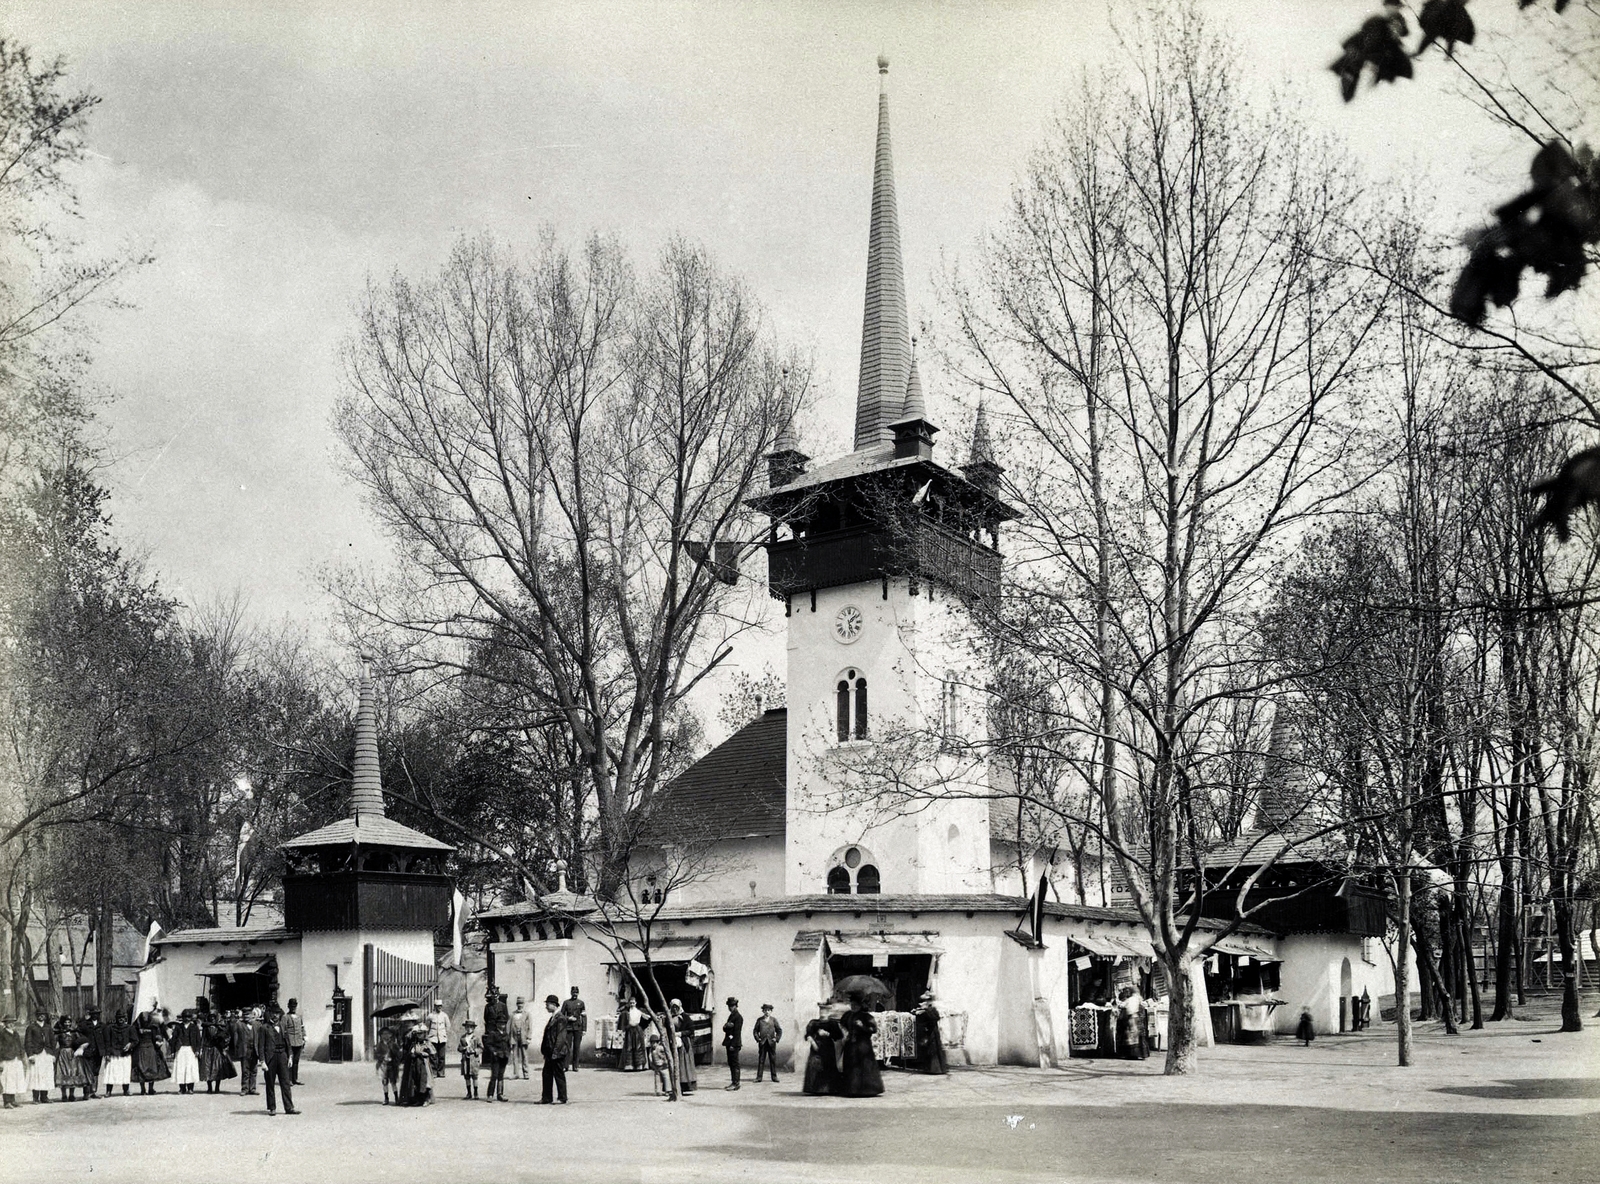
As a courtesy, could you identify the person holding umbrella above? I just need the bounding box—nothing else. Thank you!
[838,991,883,1097]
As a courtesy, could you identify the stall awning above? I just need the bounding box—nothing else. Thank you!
[824,933,944,957]
[1210,935,1280,962]
[1069,930,1153,959]
[604,936,708,966]
[196,956,274,976]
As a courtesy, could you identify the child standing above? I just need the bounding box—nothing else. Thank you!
[1296,1007,1315,1046]
[458,1019,482,1099]
[646,1031,670,1097]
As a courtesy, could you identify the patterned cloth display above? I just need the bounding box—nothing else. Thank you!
[869,1012,918,1061]
[1069,1006,1103,1049]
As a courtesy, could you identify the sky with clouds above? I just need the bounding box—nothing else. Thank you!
[6,0,1566,702]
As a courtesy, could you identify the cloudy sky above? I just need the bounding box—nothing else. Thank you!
[8,1,1552,680]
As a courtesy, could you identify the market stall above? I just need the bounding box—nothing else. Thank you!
[1201,935,1283,1043]
[1066,929,1155,1058]
[604,936,715,1065]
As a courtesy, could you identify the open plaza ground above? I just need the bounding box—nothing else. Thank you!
[3,996,1596,1184]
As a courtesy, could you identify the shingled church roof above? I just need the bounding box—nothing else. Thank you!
[640,708,787,843]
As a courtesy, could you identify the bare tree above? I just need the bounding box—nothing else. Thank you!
[333,233,806,897]
[940,7,1398,1073]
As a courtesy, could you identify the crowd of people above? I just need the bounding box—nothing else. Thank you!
[0,998,307,1113]
[0,982,952,1113]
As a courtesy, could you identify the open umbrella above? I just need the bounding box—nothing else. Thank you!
[830,975,893,1006]
[371,999,420,1019]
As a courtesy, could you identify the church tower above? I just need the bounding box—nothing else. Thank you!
[751,58,1017,898]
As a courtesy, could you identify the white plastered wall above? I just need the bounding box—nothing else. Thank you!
[786,579,992,897]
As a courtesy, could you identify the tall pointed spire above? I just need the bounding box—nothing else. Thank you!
[853,55,911,451]
[350,666,386,819]
[969,402,994,465]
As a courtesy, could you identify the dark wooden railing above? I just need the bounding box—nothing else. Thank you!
[767,518,1001,601]
[1199,884,1387,937]
[283,871,453,933]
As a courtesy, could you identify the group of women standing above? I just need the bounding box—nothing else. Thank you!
[0,1003,250,1110]
[801,990,948,1098]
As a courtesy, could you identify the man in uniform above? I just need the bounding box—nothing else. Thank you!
[254,1004,299,1116]
[283,998,307,1085]
[559,986,587,1071]
[426,1000,451,1079]
[721,997,743,1090]
[538,994,569,1104]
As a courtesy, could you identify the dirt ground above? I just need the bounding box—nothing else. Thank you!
[2,993,1596,1184]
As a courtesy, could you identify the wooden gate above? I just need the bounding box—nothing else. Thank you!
[362,943,440,1057]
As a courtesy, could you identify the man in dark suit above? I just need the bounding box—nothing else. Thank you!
[78,1008,104,1096]
[538,994,568,1104]
[254,1004,299,1116]
[721,997,743,1090]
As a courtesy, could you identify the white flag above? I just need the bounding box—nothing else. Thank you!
[451,888,466,968]
[141,920,162,966]
[911,480,931,505]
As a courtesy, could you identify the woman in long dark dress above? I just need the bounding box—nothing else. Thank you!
[668,1000,697,1095]
[397,1019,433,1106]
[913,992,947,1075]
[838,994,883,1098]
[130,1011,171,1094]
[199,1013,237,1094]
[801,1014,843,1095]
[54,1017,89,1100]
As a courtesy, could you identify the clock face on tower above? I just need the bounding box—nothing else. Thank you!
[833,605,864,644]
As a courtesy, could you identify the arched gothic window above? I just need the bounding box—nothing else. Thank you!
[826,845,881,895]
[835,669,868,742]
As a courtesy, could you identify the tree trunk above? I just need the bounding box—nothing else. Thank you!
[1461,911,1484,1029]
[1489,796,1519,1020]
[1412,909,1436,1022]
[1418,941,1459,1035]
[1395,873,1414,1066]
[1553,897,1582,1032]
[95,898,114,1011]
[1162,954,1198,1075]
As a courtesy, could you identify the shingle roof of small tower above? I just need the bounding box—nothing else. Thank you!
[349,673,386,820]
[281,668,454,853]
[853,56,911,451]
[896,350,928,423]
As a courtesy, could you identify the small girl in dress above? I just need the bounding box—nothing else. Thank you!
[457,1019,481,1099]
[646,1030,670,1097]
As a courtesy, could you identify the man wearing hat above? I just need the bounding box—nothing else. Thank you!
[77,1008,104,1097]
[510,997,532,1080]
[538,995,569,1104]
[426,999,451,1079]
[721,997,743,1090]
[283,999,306,1085]
[457,1018,481,1099]
[254,1003,299,1116]
[752,1004,782,1083]
[558,987,586,1071]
